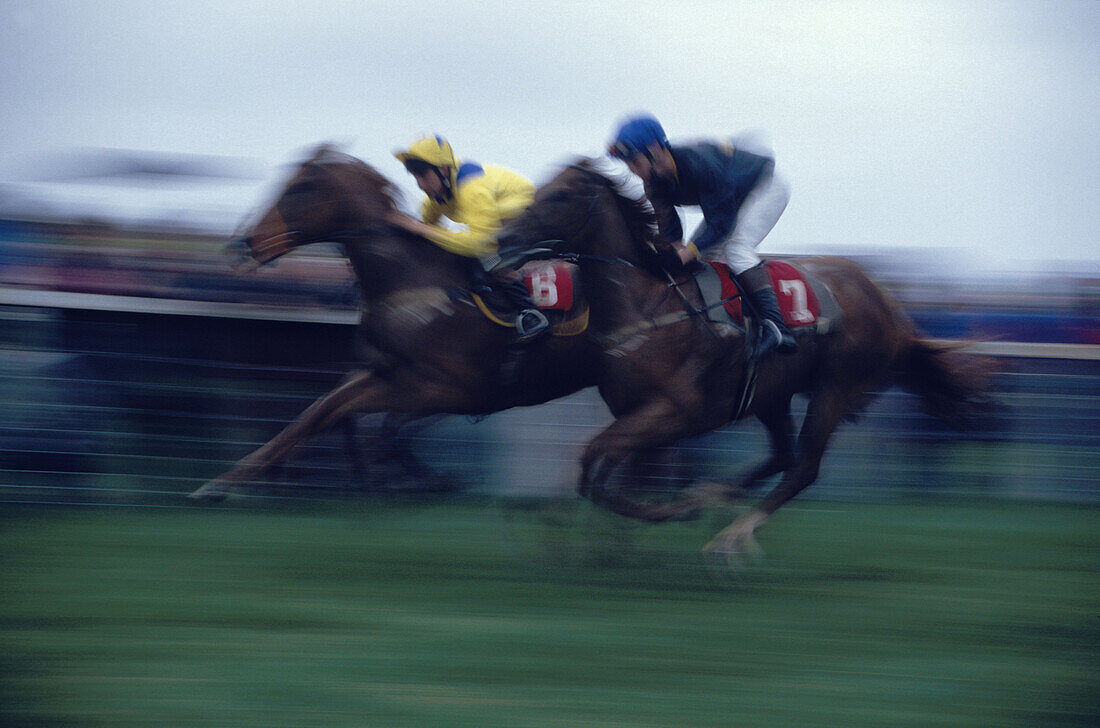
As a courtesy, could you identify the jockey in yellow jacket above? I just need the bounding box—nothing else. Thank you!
[391,135,548,341]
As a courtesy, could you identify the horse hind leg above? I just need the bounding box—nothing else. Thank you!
[703,387,852,558]
[699,400,796,509]
[190,370,397,501]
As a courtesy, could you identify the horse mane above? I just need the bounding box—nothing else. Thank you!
[303,144,403,215]
[561,158,659,250]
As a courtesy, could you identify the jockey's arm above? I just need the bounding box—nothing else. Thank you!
[417,186,501,258]
[691,201,737,253]
[420,185,506,256]
[384,195,496,257]
[385,211,496,257]
[644,180,684,246]
[642,180,701,265]
[419,198,444,226]
[382,198,442,238]
[687,153,739,253]
[386,211,440,241]
[420,223,498,258]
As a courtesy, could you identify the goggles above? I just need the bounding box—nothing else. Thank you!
[608,141,661,162]
[403,158,438,176]
[609,141,640,161]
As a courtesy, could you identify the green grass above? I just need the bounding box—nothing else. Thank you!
[1,497,1096,727]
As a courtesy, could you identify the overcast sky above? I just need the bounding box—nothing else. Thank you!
[1,0,1096,271]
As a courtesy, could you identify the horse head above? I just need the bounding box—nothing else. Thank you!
[496,159,655,271]
[233,144,402,266]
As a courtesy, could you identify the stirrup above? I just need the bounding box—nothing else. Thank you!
[515,309,550,342]
[768,320,798,354]
[753,320,796,361]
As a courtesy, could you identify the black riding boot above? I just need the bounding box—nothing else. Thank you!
[502,279,550,343]
[737,263,797,359]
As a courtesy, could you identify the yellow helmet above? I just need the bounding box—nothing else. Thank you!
[394,134,457,170]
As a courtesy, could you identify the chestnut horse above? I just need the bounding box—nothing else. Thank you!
[495,160,993,556]
[189,147,601,501]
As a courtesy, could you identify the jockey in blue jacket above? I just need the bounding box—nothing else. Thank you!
[609,113,796,357]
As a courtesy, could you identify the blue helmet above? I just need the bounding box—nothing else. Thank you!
[609,114,669,160]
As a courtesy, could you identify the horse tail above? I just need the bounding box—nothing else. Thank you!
[895,337,997,431]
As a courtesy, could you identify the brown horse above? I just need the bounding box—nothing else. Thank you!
[495,160,994,556]
[189,146,601,501]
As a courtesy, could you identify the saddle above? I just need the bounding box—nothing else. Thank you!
[472,260,590,336]
[695,259,841,335]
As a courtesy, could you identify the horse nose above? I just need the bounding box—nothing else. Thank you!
[225,236,250,258]
[224,236,255,270]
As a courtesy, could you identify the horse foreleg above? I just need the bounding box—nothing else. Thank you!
[190,370,396,501]
[703,389,849,557]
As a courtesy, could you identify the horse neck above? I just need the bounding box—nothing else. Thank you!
[342,228,471,301]
[578,213,671,333]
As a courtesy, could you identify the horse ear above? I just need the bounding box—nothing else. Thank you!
[308,143,336,162]
[307,139,355,162]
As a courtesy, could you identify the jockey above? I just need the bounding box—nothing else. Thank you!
[608,114,797,358]
[391,134,549,342]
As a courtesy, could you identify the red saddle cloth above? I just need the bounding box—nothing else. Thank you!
[522,261,575,311]
[709,260,821,327]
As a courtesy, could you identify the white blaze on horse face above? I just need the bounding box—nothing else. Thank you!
[249,205,295,263]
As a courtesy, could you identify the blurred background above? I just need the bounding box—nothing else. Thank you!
[0,142,1095,506]
[1,2,1097,726]
[0,0,1097,504]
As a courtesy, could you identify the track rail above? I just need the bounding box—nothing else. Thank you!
[3,288,1096,360]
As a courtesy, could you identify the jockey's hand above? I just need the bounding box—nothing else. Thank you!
[651,241,701,272]
[676,241,701,264]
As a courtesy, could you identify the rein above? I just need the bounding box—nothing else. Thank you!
[247,155,404,260]
[285,225,398,249]
[546,251,641,269]
[244,224,406,263]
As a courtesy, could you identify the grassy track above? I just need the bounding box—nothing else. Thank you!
[1,497,1096,727]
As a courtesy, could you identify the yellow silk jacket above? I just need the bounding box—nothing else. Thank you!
[419,162,535,258]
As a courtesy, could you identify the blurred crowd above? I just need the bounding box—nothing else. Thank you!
[0,215,1097,345]
[0,217,358,311]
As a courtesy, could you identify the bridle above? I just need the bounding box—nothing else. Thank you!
[237,159,399,262]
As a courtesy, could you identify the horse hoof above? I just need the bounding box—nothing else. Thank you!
[701,530,764,563]
[188,483,229,502]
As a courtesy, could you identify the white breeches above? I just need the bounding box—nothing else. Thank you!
[719,170,790,275]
